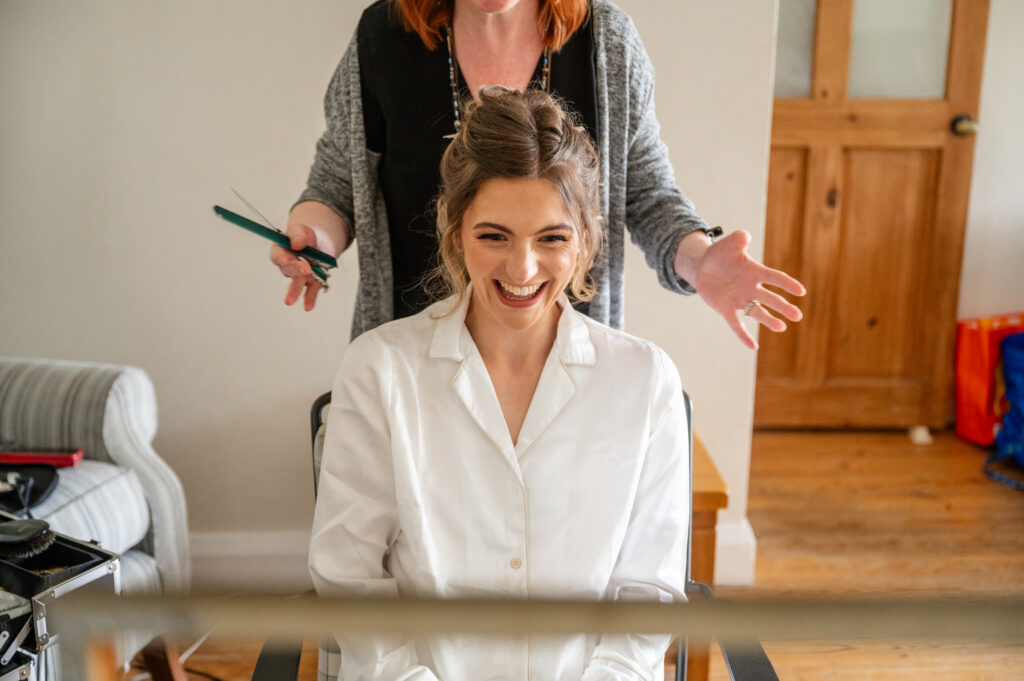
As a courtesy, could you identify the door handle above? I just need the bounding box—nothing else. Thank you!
[951,114,979,137]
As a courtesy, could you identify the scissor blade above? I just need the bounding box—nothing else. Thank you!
[230,188,280,232]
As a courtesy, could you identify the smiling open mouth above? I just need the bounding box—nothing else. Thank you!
[494,280,546,302]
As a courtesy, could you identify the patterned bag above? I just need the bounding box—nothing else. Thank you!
[988,333,1024,491]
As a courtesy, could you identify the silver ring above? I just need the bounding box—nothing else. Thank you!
[743,301,758,316]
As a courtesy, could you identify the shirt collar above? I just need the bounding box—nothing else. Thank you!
[429,284,596,366]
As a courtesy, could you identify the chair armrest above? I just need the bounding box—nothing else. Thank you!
[104,366,191,591]
[250,643,304,681]
[678,581,779,681]
[717,639,779,681]
[0,357,190,592]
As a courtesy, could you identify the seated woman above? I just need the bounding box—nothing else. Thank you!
[309,88,689,681]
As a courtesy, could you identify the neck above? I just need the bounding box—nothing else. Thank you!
[464,298,561,369]
[452,0,542,48]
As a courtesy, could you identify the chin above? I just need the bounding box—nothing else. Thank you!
[467,0,524,15]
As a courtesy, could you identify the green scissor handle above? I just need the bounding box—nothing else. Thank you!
[213,205,338,285]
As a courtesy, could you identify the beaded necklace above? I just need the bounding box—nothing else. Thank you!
[445,23,551,130]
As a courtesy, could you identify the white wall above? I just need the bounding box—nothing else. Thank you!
[957,0,1024,320]
[618,0,777,585]
[0,1,778,589]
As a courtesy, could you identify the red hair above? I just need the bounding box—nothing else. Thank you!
[394,0,590,52]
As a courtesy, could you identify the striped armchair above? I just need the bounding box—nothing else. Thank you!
[0,357,190,678]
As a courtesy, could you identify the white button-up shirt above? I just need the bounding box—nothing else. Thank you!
[310,293,690,681]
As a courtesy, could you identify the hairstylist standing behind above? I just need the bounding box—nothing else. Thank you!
[274,0,805,348]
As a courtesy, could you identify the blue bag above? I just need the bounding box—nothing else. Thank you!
[988,332,1024,490]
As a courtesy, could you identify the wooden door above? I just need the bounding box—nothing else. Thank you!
[755,0,989,428]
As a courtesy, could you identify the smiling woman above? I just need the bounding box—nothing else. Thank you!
[432,86,602,308]
[428,88,604,443]
[309,89,690,681]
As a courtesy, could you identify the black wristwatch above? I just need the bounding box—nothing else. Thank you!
[698,226,724,242]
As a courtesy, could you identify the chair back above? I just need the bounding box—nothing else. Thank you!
[310,391,332,497]
[0,357,153,466]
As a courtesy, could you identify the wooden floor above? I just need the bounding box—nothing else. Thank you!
[743,429,1024,596]
[135,430,1024,681]
[707,430,1024,681]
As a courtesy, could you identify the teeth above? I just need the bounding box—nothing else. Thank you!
[498,281,542,297]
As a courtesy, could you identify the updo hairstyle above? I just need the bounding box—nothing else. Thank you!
[431,87,603,305]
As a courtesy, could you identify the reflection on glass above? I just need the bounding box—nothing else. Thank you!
[848,0,953,98]
[774,0,817,97]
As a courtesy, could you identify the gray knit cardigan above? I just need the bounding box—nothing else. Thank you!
[299,0,709,338]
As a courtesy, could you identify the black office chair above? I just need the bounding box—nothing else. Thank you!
[252,391,778,681]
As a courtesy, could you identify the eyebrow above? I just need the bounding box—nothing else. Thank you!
[473,222,573,235]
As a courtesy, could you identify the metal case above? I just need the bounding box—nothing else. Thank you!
[0,656,32,681]
[0,513,120,672]
[0,588,34,679]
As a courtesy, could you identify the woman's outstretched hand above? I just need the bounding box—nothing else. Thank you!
[686,230,806,350]
[270,201,349,311]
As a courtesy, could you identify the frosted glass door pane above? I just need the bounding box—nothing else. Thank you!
[848,0,953,98]
[775,0,816,97]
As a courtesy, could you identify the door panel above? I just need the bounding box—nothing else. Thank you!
[755,0,989,428]
[847,0,954,98]
[830,148,939,380]
[775,0,817,97]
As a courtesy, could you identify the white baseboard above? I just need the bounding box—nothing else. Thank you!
[190,529,313,592]
[714,517,757,586]
[191,519,758,591]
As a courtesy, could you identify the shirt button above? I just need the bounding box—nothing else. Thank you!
[509,558,523,569]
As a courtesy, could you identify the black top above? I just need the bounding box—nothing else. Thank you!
[357,1,599,319]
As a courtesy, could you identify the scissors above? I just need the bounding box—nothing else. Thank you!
[213,189,337,288]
